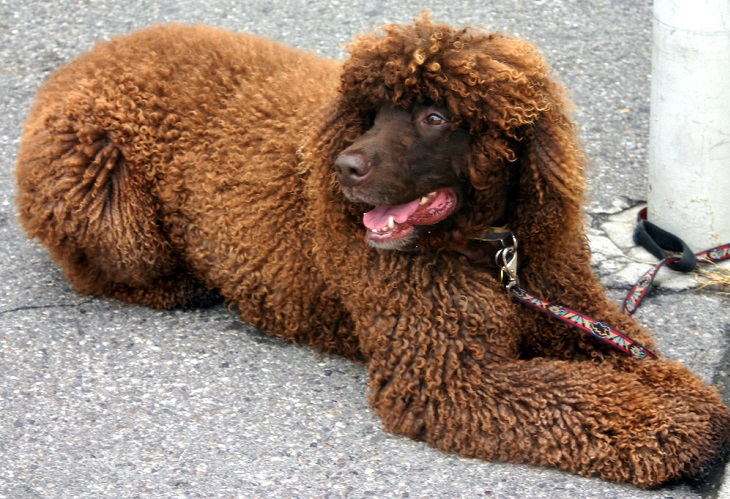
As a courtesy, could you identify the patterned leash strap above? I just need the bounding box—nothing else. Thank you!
[622,243,730,315]
[622,210,730,315]
[496,235,657,360]
[510,285,657,360]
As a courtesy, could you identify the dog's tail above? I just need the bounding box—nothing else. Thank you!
[15,62,215,309]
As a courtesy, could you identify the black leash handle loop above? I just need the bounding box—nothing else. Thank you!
[633,219,696,272]
[623,208,730,315]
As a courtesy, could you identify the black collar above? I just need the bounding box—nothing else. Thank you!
[470,225,512,244]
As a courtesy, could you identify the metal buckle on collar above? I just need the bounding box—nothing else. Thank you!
[495,233,519,291]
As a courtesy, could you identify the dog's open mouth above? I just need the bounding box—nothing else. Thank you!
[362,188,458,245]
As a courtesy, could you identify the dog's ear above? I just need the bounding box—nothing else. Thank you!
[456,34,587,256]
[510,104,586,255]
[434,32,588,254]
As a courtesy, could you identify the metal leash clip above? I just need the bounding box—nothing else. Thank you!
[495,233,520,291]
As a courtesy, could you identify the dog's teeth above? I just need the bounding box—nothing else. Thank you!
[388,216,395,229]
[371,228,379,233]
[420,197,429,205]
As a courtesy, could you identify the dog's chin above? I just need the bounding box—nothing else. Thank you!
[365,224,422,250]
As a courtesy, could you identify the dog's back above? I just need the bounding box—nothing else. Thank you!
[15,25,340,313]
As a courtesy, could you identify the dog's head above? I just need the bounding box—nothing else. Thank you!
[334,102,471,249]
[309,14,586,254]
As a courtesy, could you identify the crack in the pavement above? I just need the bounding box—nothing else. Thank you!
[0,299,94,316]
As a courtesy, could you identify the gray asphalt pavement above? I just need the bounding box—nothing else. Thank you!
[1,0,729,497]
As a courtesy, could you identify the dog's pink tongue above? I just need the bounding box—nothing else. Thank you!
[363,199,422,230]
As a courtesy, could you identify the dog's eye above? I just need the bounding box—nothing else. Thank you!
[424,113,447,126]
[361,111,377,131]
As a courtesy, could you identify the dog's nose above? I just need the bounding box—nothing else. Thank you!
[335,152,372,186]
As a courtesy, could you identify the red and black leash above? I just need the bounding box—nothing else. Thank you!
[495,217,729,361]
[495,236,658,360]
[511,285,658,360]
[623,208,730,315]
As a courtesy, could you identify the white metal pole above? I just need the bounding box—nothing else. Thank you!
[648,0,730,250]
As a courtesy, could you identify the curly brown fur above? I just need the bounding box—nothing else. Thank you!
[16,15,730,488]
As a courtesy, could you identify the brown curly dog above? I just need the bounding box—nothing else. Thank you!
[15,15,730,488]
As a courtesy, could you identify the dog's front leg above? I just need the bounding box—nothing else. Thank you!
[357,304,729,489]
